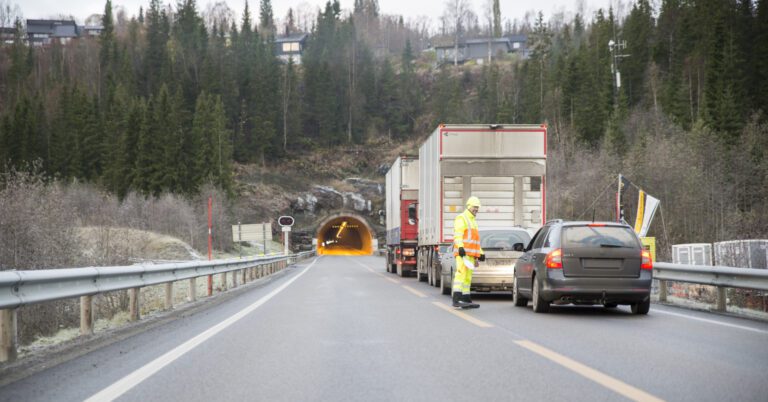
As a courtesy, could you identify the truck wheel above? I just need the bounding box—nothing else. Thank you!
[532,275,550,313]
[429,254,443,288]
[427,252,435,286]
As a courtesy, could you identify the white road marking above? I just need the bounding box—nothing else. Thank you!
[515,340,664,402]
[402,285,427,298]
[84,257,320,402]
[432,302,493,328]
[652,308,768,335]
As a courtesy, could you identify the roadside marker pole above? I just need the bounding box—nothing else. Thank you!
[207,196,213,296]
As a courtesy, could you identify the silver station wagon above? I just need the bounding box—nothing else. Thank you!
[439,228,531,294]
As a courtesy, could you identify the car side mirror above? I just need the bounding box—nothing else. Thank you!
[513,243,525,252]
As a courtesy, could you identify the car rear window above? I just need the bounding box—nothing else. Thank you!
[480,230,531,250]
[562,226,641,249]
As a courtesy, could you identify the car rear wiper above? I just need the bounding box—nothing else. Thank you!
[599,243,624,248]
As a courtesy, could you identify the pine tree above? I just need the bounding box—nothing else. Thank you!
[754,0,768,113]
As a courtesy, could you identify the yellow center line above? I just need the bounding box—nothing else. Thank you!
[514,340,664,402]
[402,285,427,298]
[432,302,493,328]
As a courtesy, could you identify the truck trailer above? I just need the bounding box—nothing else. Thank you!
[415,124,548,290]
[385,156,419,276]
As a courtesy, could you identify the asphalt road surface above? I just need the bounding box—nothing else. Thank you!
[1,255,767,401]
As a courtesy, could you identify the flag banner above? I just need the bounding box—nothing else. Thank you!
[639,194,660,237]
[634,190,645,234]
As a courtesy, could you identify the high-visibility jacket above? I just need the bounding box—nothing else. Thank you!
[453,209,483,257]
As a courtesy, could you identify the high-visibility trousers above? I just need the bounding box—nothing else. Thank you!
[453,256,475,295]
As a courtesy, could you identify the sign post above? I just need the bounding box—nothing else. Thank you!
[231,223,272,255]
[278,216,295,255]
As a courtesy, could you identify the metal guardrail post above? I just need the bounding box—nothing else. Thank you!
[659,280,668,302]
[80,295,94,335]
[716,287,727,312]
[164,283,173,310]
[0,308,17,362]
[129,288,140,321]
[189,277,197,302]
[222,272,228,291]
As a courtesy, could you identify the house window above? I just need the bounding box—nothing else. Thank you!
[282,42,299,52]
[513,42,520,49]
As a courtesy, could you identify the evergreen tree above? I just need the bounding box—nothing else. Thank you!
[754,0,768,113]
[493,0,501,37]
[259,0,275,38]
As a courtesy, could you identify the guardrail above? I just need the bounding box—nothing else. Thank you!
[0,251,315,363]
[653,262,768,312]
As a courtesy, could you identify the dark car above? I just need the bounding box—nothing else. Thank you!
[512,220,653,314]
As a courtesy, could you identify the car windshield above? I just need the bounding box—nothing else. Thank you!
[439,245,451,254]
[480,230,531,251]
[562,225,641,249]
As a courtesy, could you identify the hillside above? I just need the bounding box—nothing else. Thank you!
[229,136,424,245]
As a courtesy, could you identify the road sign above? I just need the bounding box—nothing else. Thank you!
[278,216,295,227]
[232,223,272,242]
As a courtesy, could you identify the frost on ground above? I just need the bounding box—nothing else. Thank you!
[18,228,286,357]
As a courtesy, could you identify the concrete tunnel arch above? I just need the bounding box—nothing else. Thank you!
[316,213,375,256]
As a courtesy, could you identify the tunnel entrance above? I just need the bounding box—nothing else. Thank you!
[316,214,374,256]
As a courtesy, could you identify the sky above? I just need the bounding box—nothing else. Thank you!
[15,0,619,28]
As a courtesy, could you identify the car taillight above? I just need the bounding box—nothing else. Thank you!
[402,248,415,256]
[641,250,653,270]
[545,249,562,269]
[396,248,401,255]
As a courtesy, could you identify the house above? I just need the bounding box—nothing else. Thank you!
[0,27,17,45]
[506,34,529,58]
[274,33,308,64]
[81,25,104,37]
[26,19,80,46]
[433,34,529,65]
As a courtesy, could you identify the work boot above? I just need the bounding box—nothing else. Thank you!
[452,292,464,308]
[461,294,479,309]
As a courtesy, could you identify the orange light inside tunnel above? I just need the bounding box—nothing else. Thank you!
[317,216,373,256]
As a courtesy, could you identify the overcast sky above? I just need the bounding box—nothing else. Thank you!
[16,0,619,28]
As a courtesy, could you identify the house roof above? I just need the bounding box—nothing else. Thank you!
[275,33,308,43]
[433,37,511,49]
[26,19,79,37]
[506,34,528,43]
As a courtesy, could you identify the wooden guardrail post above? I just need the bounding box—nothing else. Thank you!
[129,288,140,321]
[659,280,668,302]
[189,277,197,302]
[0,308,18,363]
[165,283,173,310]
[716,287,727,312]
[80,295,94,336]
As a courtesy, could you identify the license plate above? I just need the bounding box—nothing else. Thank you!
[486,259,514,267]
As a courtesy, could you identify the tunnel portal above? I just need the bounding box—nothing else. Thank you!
[316,214,374,256]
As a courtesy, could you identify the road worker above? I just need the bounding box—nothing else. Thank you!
[452,196,485,309]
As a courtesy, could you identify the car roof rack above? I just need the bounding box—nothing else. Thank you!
[544,219,563,225]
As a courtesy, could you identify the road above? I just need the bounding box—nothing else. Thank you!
[1,255,767,401]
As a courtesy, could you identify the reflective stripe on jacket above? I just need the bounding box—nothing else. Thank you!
[453,209,482,257]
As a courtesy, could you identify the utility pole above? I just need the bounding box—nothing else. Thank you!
[608,38,629,109]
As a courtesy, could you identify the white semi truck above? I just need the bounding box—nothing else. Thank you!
[415,124,548,290]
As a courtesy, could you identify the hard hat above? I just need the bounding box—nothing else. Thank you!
[466,196,481,208]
